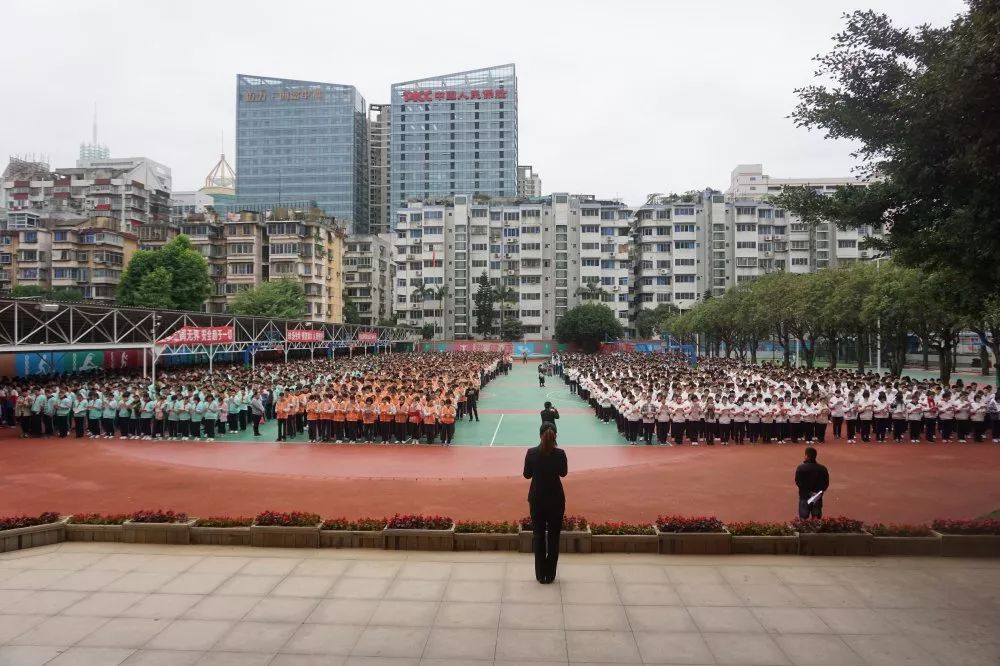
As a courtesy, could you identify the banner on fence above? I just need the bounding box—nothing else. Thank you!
[157,326,235,346]
[286,329,324,343]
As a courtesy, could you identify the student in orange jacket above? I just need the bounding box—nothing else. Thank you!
[362,397,378,443]
[393,397,409,443]
[378,397,395,443]
[306,394,320,442]
[422,400,439,444]
[345,399,361,442]
[276,396,288,442]
[440,403,457,445]
[319,394,334,442]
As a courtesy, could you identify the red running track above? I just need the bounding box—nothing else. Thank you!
[1,431,998,524]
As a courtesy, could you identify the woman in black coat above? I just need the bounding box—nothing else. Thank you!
[523,426,568,584]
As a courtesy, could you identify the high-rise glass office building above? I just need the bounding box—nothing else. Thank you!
[236,74,369,233]
[390,64,517,222]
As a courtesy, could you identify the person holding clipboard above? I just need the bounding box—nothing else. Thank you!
[795,447,829,519]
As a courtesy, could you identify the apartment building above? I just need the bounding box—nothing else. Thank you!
[0,210,137,301]
[726,163,865,202]
[517,165,541,197]
[368,104,391,235]
[344,234,395,326]
[392,194,632,340]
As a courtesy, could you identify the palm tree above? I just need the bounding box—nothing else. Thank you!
[492,284,518,338]
[410,284,432,313]
[575,282,610,301]
[432,284,450,305]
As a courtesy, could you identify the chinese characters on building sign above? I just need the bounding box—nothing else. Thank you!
[242,89,324,103]
[157,326,235,346]
[286,329,324,343]
[357,331,379,343]
[401,89,509,103]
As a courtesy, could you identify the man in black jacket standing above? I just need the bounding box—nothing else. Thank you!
[465,385,480,422]
[540,401,559,433]
[795,447,829,519]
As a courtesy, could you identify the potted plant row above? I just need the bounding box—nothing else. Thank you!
[66,513,129,542]
[519,515,591,554]
[321,517,387,549]
[251,511,322,548]
[455,520,520,551]
[931,519,1000,557]
[728,521,798,555]
[384,514,455,551]
[191,517,253,546]
[0,512,66,553]
[590,522,658,554]
[123,510,196,545]
[656,515,730,555]
[792,517,870,556]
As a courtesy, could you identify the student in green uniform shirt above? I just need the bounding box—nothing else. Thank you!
[204,395,218,441]
[177,394,192,440]
[44,390,58,437]
[238,391,249,431]
[227,394,239,433]
[73,392,88,438]
[139,396,154,439]
[118,393,133,439]
[29,389,46,438]
[166,395,180,439]
[191,396,205,440]
[102,396,117,438]
[55,391,72,438]
[87,392,103,437]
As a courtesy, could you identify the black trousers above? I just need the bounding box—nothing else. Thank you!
[798,497,823,519]
[892,418,907,441]
[467,402,479,421]
[74,415,86,438]
[831,416,844,438]
[530,502,564,582]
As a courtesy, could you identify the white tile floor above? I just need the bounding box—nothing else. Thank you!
[0,543,998,665]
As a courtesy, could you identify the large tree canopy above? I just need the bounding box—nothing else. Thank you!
[229,279,306,319]
[117,235,211,311]
[776,2,1000,306]
[555,302,623,353]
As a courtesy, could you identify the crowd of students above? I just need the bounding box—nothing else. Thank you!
[556,353,1000,446]
[0,351,511,446]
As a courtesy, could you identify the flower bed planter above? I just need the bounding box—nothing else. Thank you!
[65,523,123,542]
[518,527,592,554]
[656,526,732,555]
[122,519,197,545]
[0,517,68,553]
[320,529,385,549]
[932,531,1000,558]
[870,535,941,556]
[454,532,520,551]
[796,532,872,556]
[384,525,455,551]
[191,526,251,547]
[591,533,659,554]
[732,535,799,555]
[251,524,321,548]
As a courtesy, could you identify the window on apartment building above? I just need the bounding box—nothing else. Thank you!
[520,293,541,301]
[674,258,695,266]
[656,276,670,285]
[656,210,671,220]
[424,211,443,220]
[521,243,541,251]
[673,224,695,233]
[229,263,254,275]
[774,210,786,218]
[736,207,755,216]
[657,293,672,302]
[674,207,695,216]
[791,258,809,266]
[520,226,541,234]
[581,226,599,235]
[582,209,599,217]
[837,239,857,248]
[673,241,695,249]
[735,241,757,249]
[674,274,696,283]
[581,258,600,267]
[674,292,696,299]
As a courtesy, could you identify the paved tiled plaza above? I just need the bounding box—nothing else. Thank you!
[0,543,998,665]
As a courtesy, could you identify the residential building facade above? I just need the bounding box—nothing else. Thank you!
[368,104,391,235]
[389,65,518,221]
[236,74,369,233]
[517,165,541,197]
[392,194,631,340]
[344,234,395,326]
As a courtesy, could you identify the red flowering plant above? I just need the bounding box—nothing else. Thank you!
[321,517,387,531]
[931,518,1000,535]
[455,520,519,534]
[590,521,656,536]
[68,513,129,525]
[519,515,589,531]
[656,515,726,533]
[385,514,453,530]
[866,523,933,537]
[790,516,864,533]
[727,521,794,537]
[254,511,321,527]
[195,516,253,528]
[0,512,61,531]
[129,509,189,524]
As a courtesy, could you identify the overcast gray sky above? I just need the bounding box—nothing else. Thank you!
[4,0,965,206]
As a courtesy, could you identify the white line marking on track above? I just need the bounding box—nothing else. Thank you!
[489,413,504,447]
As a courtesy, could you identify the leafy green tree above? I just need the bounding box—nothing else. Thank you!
[229,279,306,319]
[500,317,524,341]
[342,293,361,325]
[420,323,435,340]
[635,303,679,339]
[134,266,175,310]
[777,2,1000,318]
[473,272,495,338]
[971,294,1000,386]
[10,285,82,301]
[555,302,623,353]
[574,282,609,302]
[861,264,925,377]
[117,235,210,311]
[493,283,517,334]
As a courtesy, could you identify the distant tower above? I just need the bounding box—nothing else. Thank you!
[79,105,110,161]
[200,151,237,208]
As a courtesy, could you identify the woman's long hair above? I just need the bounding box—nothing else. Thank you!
[540,427,557,454]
